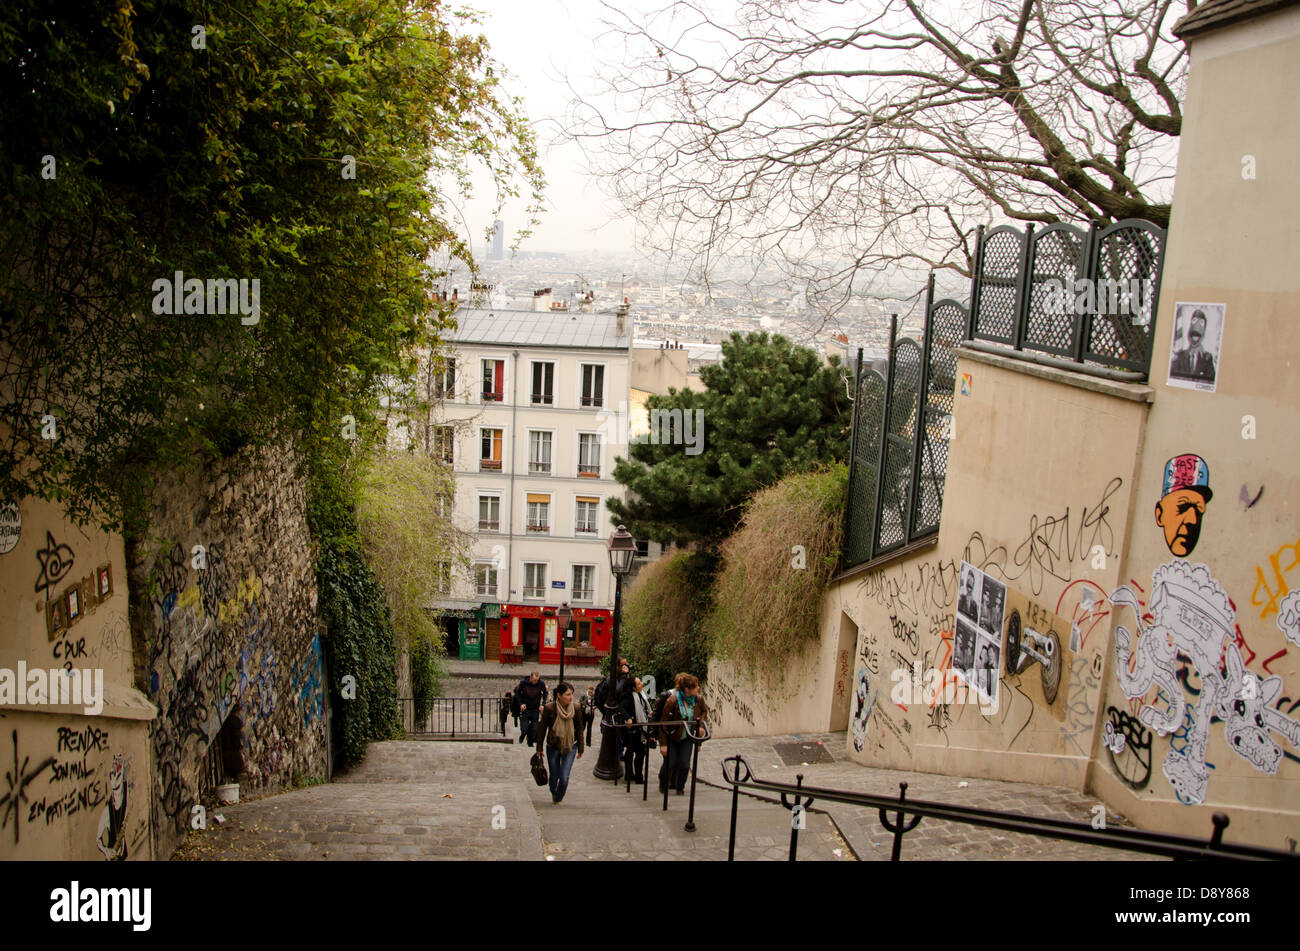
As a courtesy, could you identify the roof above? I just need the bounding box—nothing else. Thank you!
[1173,0,1300,37]
[448,307,631,351]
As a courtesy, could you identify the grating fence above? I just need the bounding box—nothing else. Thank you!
[842,217,1165,571]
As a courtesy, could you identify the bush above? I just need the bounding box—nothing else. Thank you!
[705,465,847,685]
[616,548,716,691]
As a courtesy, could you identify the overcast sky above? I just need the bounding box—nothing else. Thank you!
[458,0,640,256]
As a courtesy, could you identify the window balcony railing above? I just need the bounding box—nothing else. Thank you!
[478,519,500,532]
[476,585,496,598]
[575,522,597,534]
[526,523,550,534]
[479,459,502,471]
[572,588,593,602]
[531,393,553,405]
[528,461,552,475]
[523,586,545,599]
[577,464,600,477]
[482,390,504,402]
[580,395,603,407]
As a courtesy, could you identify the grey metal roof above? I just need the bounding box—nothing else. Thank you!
[1174,0,1299,36]
[448,307,631,351]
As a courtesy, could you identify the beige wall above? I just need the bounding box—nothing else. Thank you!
[0,496,154,859]
[827,356,1149,789]
[1088,7,1300,848]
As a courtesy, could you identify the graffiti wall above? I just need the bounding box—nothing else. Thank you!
[826,353,1149,790]
[130,443,328,858]
[0,495,154,860]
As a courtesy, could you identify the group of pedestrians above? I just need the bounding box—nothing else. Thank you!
[509,662,709,806]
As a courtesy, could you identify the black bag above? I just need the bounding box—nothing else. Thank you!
[530,751,548,786]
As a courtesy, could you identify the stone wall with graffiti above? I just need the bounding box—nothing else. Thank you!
[0,495,155,859]
[827,354,1150,792]
[130,442,328,859]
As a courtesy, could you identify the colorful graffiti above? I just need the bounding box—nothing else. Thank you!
[1252,535,1300,621]
[1153,454,1213,558]
[850,667,875,752]
[1110,561,1300,804]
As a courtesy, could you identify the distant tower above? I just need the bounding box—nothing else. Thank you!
[489,219,504,260]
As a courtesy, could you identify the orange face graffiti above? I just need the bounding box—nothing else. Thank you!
[1155,489,1209,557]
[1155,454,1213,557]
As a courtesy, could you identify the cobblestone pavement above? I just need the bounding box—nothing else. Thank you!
[695,733,1161,861]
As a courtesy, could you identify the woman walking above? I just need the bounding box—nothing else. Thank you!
[658,673,708,795]
[536,682,585,804]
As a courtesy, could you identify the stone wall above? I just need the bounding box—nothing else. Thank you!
[129,443,328,858]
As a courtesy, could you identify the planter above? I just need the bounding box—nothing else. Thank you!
[216,783,239,804]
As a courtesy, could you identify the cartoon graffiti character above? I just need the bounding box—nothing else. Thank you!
[1110,561,1300,804]
[96,755,128,861]
[1277,590,1300,648]
[850,668,874,752]
[1154,454,1212,557]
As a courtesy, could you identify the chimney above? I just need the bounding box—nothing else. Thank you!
[533,287,552,312]
[616,297,629,337]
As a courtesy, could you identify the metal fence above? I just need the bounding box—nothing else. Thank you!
[843,217,1165,571]
[843,275,965,568]
[969,218,1166,373]
[399,697,506,737]
[721,756,1297,862]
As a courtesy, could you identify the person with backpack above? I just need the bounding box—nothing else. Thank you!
[513,671,548,746]
[594,656,632,760]
[580,685,597,746]
[620,676,653,784]
[657,673,708,795]
[536,682,584,804]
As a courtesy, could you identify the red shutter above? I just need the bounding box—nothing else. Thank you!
[494,360,504,395]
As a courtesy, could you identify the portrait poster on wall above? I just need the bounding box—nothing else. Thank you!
[1167,302,1225,393]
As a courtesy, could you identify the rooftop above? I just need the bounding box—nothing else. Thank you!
[1173,0,1300,37]
[448,307,631,351]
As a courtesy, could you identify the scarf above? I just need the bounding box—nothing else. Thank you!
[678,692,696,723]
[552,699,576,753]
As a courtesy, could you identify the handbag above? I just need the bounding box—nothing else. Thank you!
[530,751,548,786]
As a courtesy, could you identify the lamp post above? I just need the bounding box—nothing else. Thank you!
[557,602,572,684]
[593,525,637,780]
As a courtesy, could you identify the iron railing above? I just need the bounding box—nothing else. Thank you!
[400,697,507,737]
[720,756,1296,862]
[600,718,711,829]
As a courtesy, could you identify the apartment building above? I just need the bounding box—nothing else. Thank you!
[434,301,634,664]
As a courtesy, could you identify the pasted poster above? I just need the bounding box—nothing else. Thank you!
[1166,302,1225,393]
[0,502,19,555]
[955,561,1004,709]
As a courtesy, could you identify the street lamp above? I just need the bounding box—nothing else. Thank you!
[593,525,638,780]
[557,602,572,684]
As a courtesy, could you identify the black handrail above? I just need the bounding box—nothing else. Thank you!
[600,718,711,826]
[721,755,1297,862]
[399,697,507,737]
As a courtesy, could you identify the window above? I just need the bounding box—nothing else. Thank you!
[635,539,650,558]
[474,563,498,598]
[526,493,550,533]
[434,359,456,399]
[578,433,601,476]
[436,494,450,518]
[434,561,451,596]
[523,563,547,599]
[531,362,554,405]
[581,364,604,407]
[575,620,592,646]
[481,359,504,402]
[572,565,595,602]
[480,428,502,470]
[478,495,500,532]
[434,426,454,465]
[575,497,599,534]
[528,430,552,475]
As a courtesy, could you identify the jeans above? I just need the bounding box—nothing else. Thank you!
[547,744,578,802]
[520,709,540,745]
[658,737,692,793]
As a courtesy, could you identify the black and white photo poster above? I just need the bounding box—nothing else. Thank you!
[1167,302,1225,393]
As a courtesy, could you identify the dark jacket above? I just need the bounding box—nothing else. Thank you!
[535,701,585,755]
[657,691,708,745]
[621,689,653,740]
[514,678,548,715]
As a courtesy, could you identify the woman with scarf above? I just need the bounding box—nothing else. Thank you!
[657,673,708,795]
[536,682,585,805]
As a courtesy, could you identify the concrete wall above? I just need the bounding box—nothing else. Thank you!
[131,443,329,858]
[0,496,155,859]
[1086,6,1300,848]
[827,355,1150,788]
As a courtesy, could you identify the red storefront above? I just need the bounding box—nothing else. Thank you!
[498,603,613,665]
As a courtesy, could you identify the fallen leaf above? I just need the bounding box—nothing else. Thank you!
[443,793,453,798]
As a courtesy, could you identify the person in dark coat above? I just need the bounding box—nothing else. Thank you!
[657,673,708,795]
[513,671,548,745]
[536,682,584,804]
[580,685,597,746]
[620,676,653,784]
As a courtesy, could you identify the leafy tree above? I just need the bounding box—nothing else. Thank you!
[0,0,543,530]
[609,331,850,546]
